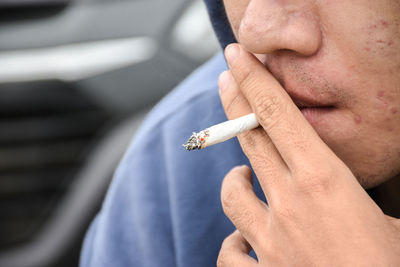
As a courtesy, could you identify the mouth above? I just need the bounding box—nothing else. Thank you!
[298,106,336,123]
[290,94,337,124]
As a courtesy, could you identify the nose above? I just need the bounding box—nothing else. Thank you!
[238,0,322,56]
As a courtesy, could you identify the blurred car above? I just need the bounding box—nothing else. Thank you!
[0,0,219,266]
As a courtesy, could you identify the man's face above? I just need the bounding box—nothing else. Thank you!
[223,0,400,188]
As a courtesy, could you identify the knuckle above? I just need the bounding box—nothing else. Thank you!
[238,128,271,161]
[254,93,282,128]
[238,129,257,148]
[216,250,226,267]
[236,65,254,91]
[234,64,284,129]
[248,155,266,172]
[224,91,245,118]
[231,208,258,231]
[238,129,261,155]
[220,182,236,213]
[295,167,335,195]
[217,235,234,267]
[221,172,260,229]
[257,237,276,260]
[220,234,233,249]
[289,130,312,153]
[248,154,276,180]
[217,244,227,267]
[220,173,245,212]
[272,201,297,223]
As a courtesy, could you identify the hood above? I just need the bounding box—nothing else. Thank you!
[203,0,236,48]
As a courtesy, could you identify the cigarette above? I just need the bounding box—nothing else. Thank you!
[183,113,259,150]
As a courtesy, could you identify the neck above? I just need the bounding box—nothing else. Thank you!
[368,175,400,218]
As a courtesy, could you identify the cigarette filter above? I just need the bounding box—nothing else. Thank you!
[183,113,259,150]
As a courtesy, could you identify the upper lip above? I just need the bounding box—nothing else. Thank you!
[265,63,337,109]
[282,85,336,109]
[291,97,335,109]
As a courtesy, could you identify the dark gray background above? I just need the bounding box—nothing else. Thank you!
[0,0,219,266]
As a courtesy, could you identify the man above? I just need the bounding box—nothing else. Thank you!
[80,0,400,266]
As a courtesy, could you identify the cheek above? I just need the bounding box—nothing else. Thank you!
[325,97,400,187]
[370,90,400,131]
[338,13,400,78]
[345,82,400,141]
[327,20,400,130]
[320,1,400,74]
[360,20,400,68]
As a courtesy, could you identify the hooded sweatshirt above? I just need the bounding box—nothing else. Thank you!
[80,1,265,266]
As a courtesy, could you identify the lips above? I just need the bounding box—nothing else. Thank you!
[284,88,337,124]
[288,89,335,108]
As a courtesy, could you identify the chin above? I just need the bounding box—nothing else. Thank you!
[344,158,399,189]
[354,172,389,189]
[317,131,400,190]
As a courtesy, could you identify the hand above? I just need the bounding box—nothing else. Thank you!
[216,44,400,266]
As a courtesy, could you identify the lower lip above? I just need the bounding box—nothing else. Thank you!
[300,107,336,123]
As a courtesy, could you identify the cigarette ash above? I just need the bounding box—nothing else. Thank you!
[183,130,209,151]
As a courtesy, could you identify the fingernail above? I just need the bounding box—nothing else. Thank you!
[225,44,240,66]
[218,70,231,93]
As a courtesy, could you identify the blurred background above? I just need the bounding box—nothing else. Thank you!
[0,0,219,266]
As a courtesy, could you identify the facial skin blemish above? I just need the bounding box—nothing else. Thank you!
[364,47,371,52]
[381,20,389,27]
[390,107,398,114]
[388,41,394,46]
[354,115,362,124]
[377,39,384,43]
[377,91,389,105]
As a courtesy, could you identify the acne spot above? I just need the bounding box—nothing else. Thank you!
[368,24,378,30]
[377,91,389,104]
[388,41,394,46]
[377,39,384,43]
[354,115,362,124]
[364,47,371,52]
[348,64,356,70]
[381,20,389,27]
[390,107,398,114]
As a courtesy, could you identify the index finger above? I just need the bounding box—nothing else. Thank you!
[225,43,330,170]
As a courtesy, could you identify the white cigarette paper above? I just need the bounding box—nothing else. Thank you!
[183,113,259,150]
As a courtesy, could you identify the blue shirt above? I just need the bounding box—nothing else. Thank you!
[80,53,264,267]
